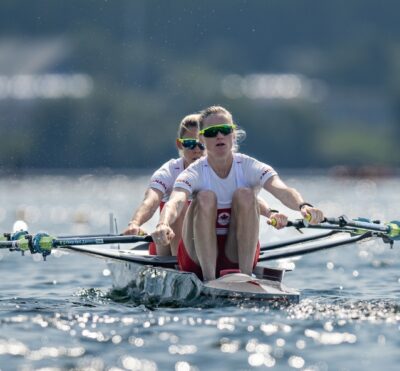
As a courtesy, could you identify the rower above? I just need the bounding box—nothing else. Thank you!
[123,113,205,256]
[124,112,276,257]
[151,105,324,281]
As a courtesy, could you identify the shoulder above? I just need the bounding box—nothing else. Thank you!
[152,158,180,174]
[234,152,254,163]
[175,157,205,186]
[185,157,206,172]
[234,152,264,167]
[236,152,277,177]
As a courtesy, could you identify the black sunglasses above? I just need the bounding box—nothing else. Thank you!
[178,138,205,150]
[199,124,236,138]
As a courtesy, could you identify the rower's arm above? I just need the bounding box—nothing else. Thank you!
[257,197,273,217]
[263,175,304,211]
[124,188,163,234]
[158,188,190,227]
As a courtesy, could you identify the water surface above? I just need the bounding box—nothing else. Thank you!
[0,173,399,370]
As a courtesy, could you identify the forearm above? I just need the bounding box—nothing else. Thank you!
[266,181,304,211]
[158,196,186,226]
[271,186,304,211]
[264,176,323,224]
[151,189,189,247]
[257,197,272,217]
[129,189,162,226]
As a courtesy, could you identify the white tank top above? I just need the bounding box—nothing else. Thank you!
[174,153,277,209]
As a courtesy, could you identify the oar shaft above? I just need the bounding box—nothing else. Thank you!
[258,232,371,261]
[0,233,153,258]
[287,215,395,235]
[0,239,31,250]
[327,218,390,233]
[260,230,339,251]
[54,235,153,247]
[57,233,117,239]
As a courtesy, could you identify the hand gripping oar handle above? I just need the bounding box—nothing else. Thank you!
[269,218,308,230]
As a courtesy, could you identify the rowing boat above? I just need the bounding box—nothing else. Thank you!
[1,215,399,306]
[67,244,300,304]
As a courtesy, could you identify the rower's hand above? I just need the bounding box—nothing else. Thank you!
[123,222,147,236]
[267,213,288,230]
[301,206,324,225]
[151,222,175,246]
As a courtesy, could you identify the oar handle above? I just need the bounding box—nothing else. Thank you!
[286,219,308,229]
[269,218,309,229]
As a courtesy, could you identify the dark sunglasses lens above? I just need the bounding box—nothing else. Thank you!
[203,128,217,137]
[220,126,233,135]
[182,140,205,150]
[182,140,196,149]
[203,126,233,137]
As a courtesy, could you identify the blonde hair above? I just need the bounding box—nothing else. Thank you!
[199,106,233,129]
[199,105,246,152]
[178,113,200,138]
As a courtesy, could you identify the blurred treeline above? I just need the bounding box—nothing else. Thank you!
[1,0,400,171]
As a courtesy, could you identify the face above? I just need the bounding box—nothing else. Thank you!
[201,113,235,157]
[177,128,205,165]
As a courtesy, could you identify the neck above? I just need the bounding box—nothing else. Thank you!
[207,152,234,178]
[183,159,189,169]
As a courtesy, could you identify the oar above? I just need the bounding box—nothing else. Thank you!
[282,215,400,242]
[323,215,400,240]
[260,230,340,252]
[57,233,118,238]
[258,232,372,261]
[0,232,153,259]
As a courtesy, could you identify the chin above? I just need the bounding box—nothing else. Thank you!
[215,146,230,154]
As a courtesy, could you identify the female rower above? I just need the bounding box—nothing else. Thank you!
[123,113,205,256]
[152,105,324,281]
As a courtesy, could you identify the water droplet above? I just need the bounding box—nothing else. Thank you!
[276,338,285,347]
[326,262,334,270]
[296,340,306,349]
[102,268,111,276]
[288,355,305,368]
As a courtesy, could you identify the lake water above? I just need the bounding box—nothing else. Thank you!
[0,172,399,370]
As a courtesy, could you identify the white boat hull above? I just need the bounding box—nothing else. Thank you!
[63,245,300,304]
[108,259,300,305]
[203,272,299,302]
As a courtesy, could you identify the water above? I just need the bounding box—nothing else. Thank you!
[0,172,399,370]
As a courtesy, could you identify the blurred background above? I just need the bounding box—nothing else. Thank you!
[1,0,400,175]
